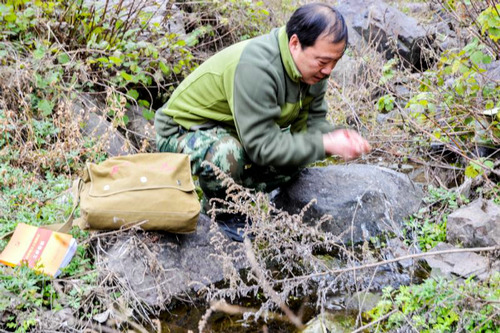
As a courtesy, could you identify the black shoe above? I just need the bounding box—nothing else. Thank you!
[217,213,252,242]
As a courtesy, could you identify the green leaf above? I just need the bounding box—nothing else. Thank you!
[142,109,155,121]
[37,100,53,116]
[120,71,133,81]
[127,89,139,100]
[120,115,129,126]
[470,51,484,66]
[4,13,16,22]
[57,53,70,64]
[175,40,186,47]
[33,48,45,60]
[377,98,385,111]
[465,165,478,178]
[23,8,35,18]
[138,99,150,108]
[109,56,122,66]
[159,61,170,75]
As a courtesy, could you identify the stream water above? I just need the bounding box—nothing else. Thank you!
[153,263,430,332]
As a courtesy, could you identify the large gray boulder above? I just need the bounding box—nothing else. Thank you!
[447,199,500,248]
[100,214,244,306]
[272,164,423,244]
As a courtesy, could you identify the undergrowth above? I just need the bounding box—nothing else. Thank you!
[0,0,498,332]
[366,273,500,332]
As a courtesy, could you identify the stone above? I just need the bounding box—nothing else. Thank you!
[100,214,245,306]
[71,94,130,157]
[478,61,500,87]
[331,54,366,88]
[342,0,436,70]
[447,199,500,248]
[385,238,421,269]
[125,105,157,151]
[272,165,423,244]
[302,312,353,333]
[345,291,381,313]
[336,0,370,51]
[425,242,498,280]
[83,0,185,35]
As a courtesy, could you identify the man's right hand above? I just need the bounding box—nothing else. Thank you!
[323,129,371,160]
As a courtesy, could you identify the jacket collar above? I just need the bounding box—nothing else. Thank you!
[278,26,302,83]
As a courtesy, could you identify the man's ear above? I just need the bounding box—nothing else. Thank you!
[288,34,301,52]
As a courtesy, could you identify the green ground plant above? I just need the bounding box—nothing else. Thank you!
[405,185,466,251]
[365,273,500,332]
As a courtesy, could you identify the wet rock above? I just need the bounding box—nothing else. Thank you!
[447,199,500,247]
[273,165,423,244]
[425,242,498,280]
[101,214,245,306]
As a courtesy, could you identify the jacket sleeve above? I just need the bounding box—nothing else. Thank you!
[231,62,326,167]
[304,81,336,134]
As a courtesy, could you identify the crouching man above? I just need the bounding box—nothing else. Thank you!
[155,3,371,238]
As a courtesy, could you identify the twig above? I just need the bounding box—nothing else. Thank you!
[244,238,304,329]
[80,220,149,244]
[276,246,499,283]
[351,309,398,333]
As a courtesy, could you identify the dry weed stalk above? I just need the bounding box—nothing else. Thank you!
[197,163,413,329]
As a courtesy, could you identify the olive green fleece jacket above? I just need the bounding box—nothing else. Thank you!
[155,27,335,168]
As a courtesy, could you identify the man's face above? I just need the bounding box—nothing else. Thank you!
[289,34,346,85]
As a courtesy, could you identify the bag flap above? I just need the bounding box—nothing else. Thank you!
[87,153,195,197]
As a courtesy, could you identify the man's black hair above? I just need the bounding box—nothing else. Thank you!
[286,3,348,49]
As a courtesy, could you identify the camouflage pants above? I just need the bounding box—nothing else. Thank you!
[157,127,299,200]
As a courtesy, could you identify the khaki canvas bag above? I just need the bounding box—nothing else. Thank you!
[75,153,200,233]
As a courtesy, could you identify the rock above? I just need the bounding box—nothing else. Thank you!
[100,214,245,306]
[302,312,353,333]
[447,199,500,247]
[425,242,498,280]
[385,238,421,269]
[478,60,500,87]
[273,165,423,244]
[402,2,434,16]
[71,94,130,156]
[53,308,76,327]
[336,0,370,51]
[125,105,157,151]
[330,54,364,88]
[83,0,185,35]
[345,291,381,313]
[340,0,436,70]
